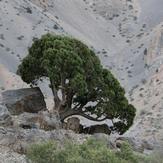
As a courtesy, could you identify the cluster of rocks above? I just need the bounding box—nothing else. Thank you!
[0,87,154,162]
[0,87,111,135]
[63,117,111,135]
[0,87,61,130]
[0,88,107,154]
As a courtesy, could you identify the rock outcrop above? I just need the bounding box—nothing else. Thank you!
[2,88,46,115]
[0,127,90,154]
[0,99,151,158]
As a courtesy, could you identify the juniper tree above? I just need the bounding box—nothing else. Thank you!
[17,34,136,134]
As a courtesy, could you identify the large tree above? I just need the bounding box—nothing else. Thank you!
[17,34,136,134]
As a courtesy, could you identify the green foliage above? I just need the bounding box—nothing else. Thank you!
[18,33,136,134]
[26,141,57,163]
[116,142,138,163]
[27,139,137,163]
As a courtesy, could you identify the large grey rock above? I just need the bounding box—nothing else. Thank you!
[13,111,61,130]
[0,127,90,154]
[2,88,46,115]
[0,104,12,126]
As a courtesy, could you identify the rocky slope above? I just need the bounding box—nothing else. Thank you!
[0,0,163,153]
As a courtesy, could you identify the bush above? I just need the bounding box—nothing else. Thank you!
[27,139,143,163]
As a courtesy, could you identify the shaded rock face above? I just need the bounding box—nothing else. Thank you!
[2,87,46,115]
[81,124,111,135]
[13,111,61,130]
[0,104,12,126]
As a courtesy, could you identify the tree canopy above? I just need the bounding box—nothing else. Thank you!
[17,33,136,134]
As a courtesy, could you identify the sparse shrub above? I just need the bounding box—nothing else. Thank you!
[26,7,32,14]
[26,139,143,163]
[27,141,58,163]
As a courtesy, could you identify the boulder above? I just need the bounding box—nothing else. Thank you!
[12,111,61,130]
[82,124,111,135]
[2,87,46,115]
[0,104,12,126]
[66,117,80,133]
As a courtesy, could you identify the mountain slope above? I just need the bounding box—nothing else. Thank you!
[0,0,163,151]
